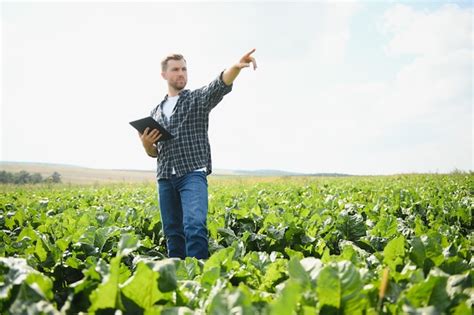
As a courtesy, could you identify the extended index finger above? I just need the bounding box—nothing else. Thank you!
[244,48,256,57]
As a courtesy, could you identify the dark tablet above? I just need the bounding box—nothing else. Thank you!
[129,116,174,142]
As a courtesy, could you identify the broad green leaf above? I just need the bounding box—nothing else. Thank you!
[288,257,310,287]
[260,259,288,291]
[266,225,286,241]
[421,233,445,267]
[204,247,236,273]
[8,282,59,315]
[0,257,38,299]
[35,239,48,262]
[149,260,178,293]
[446,273,471,298]
[440,256,470,275]
[372,214,398,238]
[300,257,323,281]
[89,256,123,312]
[409,236,425,268]
[404,275,450,312]
[25,273,54,301]
[208,287,254,315]
[65,256,82,269]
[336,210,366,241]
[118,233,139,256]
[317,264,341,309]
[55,238,69,252]
[77,226,96,248]
[217,227,239,246]
[451,302,471,315]
[176,257,202,280]
[316,261,366,314]
[244,251,272,272]
[17,225,38,242]
[121,262,161,309]
[270,279,302,315]
[383,235,405,272]
[94,226,120,252]
[284,247,304,260]
[201,266,220,287]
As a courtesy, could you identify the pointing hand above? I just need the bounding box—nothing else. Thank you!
[236,48,257,70]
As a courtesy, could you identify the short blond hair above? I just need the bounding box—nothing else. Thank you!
[161,54,186,71]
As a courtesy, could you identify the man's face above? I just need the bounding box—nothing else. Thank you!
[162,59,188,91]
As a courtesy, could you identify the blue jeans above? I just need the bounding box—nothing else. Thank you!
[157,171,209,259]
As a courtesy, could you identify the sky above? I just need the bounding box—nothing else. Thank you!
[1,0,473,175]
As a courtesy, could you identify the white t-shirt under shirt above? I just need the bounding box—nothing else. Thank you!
[162,95,206,174]
[162,95,179,119]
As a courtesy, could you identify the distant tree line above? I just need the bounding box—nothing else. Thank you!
[0,170,61,184]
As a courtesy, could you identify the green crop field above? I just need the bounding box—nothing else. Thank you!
[0,174,472,314]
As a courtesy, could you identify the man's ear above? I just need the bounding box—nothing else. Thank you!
[161,72,167,80]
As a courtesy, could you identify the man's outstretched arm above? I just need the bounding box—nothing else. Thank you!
[222,48,257,86]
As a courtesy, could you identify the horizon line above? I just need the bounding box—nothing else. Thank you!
[1,160,472,176]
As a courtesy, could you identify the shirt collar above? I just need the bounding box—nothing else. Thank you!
[162,89,189,101]
[159,89,189,110]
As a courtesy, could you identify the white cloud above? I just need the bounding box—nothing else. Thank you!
[190,2,473,174]
[379,4,472,122]
[373,3,472,172]
[381,3,472,56]
[316,1,362,65]
[293,1,363,68]
[386,50,471,119]
[240,3,474,174]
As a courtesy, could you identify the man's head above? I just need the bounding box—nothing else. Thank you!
[161,54,187,92]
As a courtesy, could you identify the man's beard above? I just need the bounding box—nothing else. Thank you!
[170,79,187,91]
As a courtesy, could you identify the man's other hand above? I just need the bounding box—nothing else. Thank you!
[139,127,162,146]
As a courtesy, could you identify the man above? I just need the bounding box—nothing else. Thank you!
[139,49,257,259]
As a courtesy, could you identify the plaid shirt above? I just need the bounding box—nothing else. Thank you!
[150,71,233,179]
